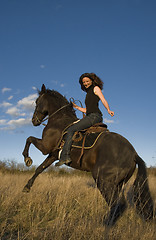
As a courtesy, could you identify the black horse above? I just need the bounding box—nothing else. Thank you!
[22,84,154,226]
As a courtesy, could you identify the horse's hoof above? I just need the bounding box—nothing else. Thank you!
[22,186,30,193]
[24,157,33,167]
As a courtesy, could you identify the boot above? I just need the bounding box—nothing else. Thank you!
[55,155,72,167]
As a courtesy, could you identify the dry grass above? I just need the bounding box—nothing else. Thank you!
[0,170,156,240]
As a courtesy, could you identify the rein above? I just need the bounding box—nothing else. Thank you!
[70,98,85,118]
[40,103,71,125]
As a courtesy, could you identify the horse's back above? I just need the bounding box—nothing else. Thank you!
[99,131,136,153]
[93,131,136,170]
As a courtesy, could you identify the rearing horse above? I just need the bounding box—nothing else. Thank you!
[22,84,154,226]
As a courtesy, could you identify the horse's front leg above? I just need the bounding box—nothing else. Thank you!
[23,151,58,192]
[22,136,51,167]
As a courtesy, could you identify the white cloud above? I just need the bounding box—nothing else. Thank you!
[8,95,13,100]
[6,106,25,117]
[17,93,37,111]
[6,107,19,116]
[0,117,32,131]
[40,65,45,69]
[60,83,65,88]
[0,93,38,132]
[52,80,58,85]
[8,118,32,127]
[0,126,15,131]
[2,87,11,93]
[0,119,7,125]
[104,118,114,124]
[32,86,37,90]
[0,101,12,107]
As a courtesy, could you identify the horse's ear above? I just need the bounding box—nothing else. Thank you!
[41,84,46,93]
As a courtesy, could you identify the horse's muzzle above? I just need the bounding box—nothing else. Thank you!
[32,116,41,126]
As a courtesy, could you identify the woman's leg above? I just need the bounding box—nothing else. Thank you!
[56,113,102,166]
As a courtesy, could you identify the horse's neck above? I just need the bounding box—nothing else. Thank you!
[47,96,78,130]
[47,113,78,132]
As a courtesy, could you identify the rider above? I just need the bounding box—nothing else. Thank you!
[56,72,114,166]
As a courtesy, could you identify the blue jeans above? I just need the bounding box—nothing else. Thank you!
[60,113,103,159]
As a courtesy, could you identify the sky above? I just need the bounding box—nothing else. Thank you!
[0,0,156,167]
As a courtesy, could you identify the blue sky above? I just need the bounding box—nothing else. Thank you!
[0,0,156,167]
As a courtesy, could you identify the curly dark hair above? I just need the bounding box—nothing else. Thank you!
[79,73,104,92]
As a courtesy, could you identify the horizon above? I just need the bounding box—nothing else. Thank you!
[0,0,156,167]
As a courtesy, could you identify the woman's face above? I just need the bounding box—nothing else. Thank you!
[82,77,92,89]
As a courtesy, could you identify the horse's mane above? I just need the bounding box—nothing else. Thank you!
[38,88,77,119]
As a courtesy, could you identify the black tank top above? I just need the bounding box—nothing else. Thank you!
[85,85,102,115]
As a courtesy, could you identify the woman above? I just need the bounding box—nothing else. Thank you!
[56,73,114,166]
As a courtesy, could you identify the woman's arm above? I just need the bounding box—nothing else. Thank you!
[72,102,86,113]
[94,86,114,117]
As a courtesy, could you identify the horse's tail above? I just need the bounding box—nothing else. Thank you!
[133,154,154,220]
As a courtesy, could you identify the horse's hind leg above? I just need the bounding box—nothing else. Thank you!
[102,181,127,226]
[23,152,57,192]
[94,170,127,226]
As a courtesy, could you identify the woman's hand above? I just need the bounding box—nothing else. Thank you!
[72,102,78,108]
[72,102,86,113]
[108,109,114,117]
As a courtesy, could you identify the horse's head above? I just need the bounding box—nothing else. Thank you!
[32,84,49,126]
[32,84,77,126]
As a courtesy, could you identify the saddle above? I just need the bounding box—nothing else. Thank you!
[58,122,109,164]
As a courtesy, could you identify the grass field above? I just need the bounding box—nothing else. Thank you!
[0,162,156,240]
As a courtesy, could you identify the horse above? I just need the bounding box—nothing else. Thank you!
[22,84,154,226]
